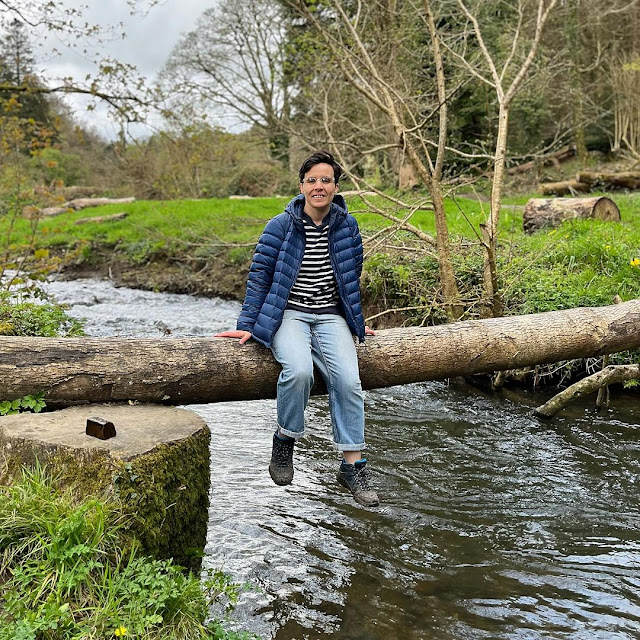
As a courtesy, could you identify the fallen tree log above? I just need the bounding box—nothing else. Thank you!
[508,145,575,175]
[74,212,128,225]
[0,300,638,407]
[577,170,640,190]
[40,197,135,217]
[523,196,620,233]
[539,179,591,196]
[533,364,640,419]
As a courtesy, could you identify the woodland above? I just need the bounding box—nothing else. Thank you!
[1,0,639,353]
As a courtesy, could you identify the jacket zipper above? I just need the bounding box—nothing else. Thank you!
[328,225,360,338]
[270,220,305,340]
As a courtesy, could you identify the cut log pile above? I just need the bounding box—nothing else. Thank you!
[523,197,621,233]
[540,170,640,196]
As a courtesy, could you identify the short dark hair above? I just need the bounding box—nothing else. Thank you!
[298,150,343,184]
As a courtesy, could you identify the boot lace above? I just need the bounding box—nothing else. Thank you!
[352,465,372,492]
[272,437,294,466]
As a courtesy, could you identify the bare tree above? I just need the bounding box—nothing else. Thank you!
[0,1,160,124]
[438,0,560,316]
[163,0,292,166]
[283,0,464,320]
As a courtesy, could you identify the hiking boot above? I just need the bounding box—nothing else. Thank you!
[337,459,380,507]
[269,432,295,486]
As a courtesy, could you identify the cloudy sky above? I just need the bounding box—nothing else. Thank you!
[35,0,215,139]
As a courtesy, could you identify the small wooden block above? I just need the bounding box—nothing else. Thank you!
[86,417,117,440]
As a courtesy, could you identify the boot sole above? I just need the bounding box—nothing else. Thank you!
[337,474,380,507]
[269,464,293,486]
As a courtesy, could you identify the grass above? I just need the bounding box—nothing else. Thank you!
[24,198,290,262]
[354,190,640,319]
[0,465,257,640]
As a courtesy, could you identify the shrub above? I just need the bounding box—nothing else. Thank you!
[0,292,83,337]
[0,465,257,640]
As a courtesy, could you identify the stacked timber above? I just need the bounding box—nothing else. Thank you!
[523,196,620,233]
[576,171,640,190]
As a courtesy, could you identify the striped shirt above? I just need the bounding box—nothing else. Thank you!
[287,214,339,312]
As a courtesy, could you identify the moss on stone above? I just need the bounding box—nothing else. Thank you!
[0,411,210,571]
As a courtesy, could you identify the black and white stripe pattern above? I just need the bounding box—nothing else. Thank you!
[288,216,338,310]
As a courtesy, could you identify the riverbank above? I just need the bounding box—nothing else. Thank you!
[0,465,256,640]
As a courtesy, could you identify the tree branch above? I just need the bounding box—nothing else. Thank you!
[534,364,640,419]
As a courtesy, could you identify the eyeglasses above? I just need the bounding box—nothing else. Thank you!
[302,176,335,184]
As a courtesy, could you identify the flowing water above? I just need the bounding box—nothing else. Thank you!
[46,278,640,640]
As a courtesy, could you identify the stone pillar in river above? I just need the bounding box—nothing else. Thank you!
[0,404,210,571]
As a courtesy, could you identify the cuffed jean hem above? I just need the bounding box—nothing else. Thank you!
[272,310,366,449]
[278,424,305,439]
[334,442,366,452]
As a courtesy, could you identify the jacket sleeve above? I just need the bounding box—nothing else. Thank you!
[351,217,363,279]
[236,216,285,333]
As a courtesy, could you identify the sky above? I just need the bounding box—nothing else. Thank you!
[34,0,216,139]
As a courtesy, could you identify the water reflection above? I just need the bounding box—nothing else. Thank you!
[46,278,640,640]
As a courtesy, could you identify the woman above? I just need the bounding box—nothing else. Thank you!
[215,150,379,507]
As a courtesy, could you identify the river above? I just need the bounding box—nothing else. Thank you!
[45,278,640,640]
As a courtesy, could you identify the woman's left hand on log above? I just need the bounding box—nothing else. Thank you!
[365,326,376,336]
[214,330,252,344]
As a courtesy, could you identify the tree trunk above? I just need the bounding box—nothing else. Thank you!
[481,104,508,318]
[0,300,638,408]
[523,197,621,233]
[430,175,464,321]
[576,171,640,190]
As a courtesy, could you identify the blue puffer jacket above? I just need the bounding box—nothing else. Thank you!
[236,193,365,348]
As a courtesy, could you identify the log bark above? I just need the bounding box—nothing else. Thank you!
[74,212,128,225]
[577,171,640,190]
[533,364,640,419]
[523,196,620,233]
[0,300,638,407]
[508,145,575,175]
[539,179,591,196]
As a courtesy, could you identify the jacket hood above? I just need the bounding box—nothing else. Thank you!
[285,193,348,225]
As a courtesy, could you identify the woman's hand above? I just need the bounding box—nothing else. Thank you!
[214,330,252,344]
[365,326,376,336]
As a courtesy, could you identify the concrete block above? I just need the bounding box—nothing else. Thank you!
[0,404,210,570]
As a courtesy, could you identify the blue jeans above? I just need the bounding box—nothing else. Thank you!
[270,310,365,451]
